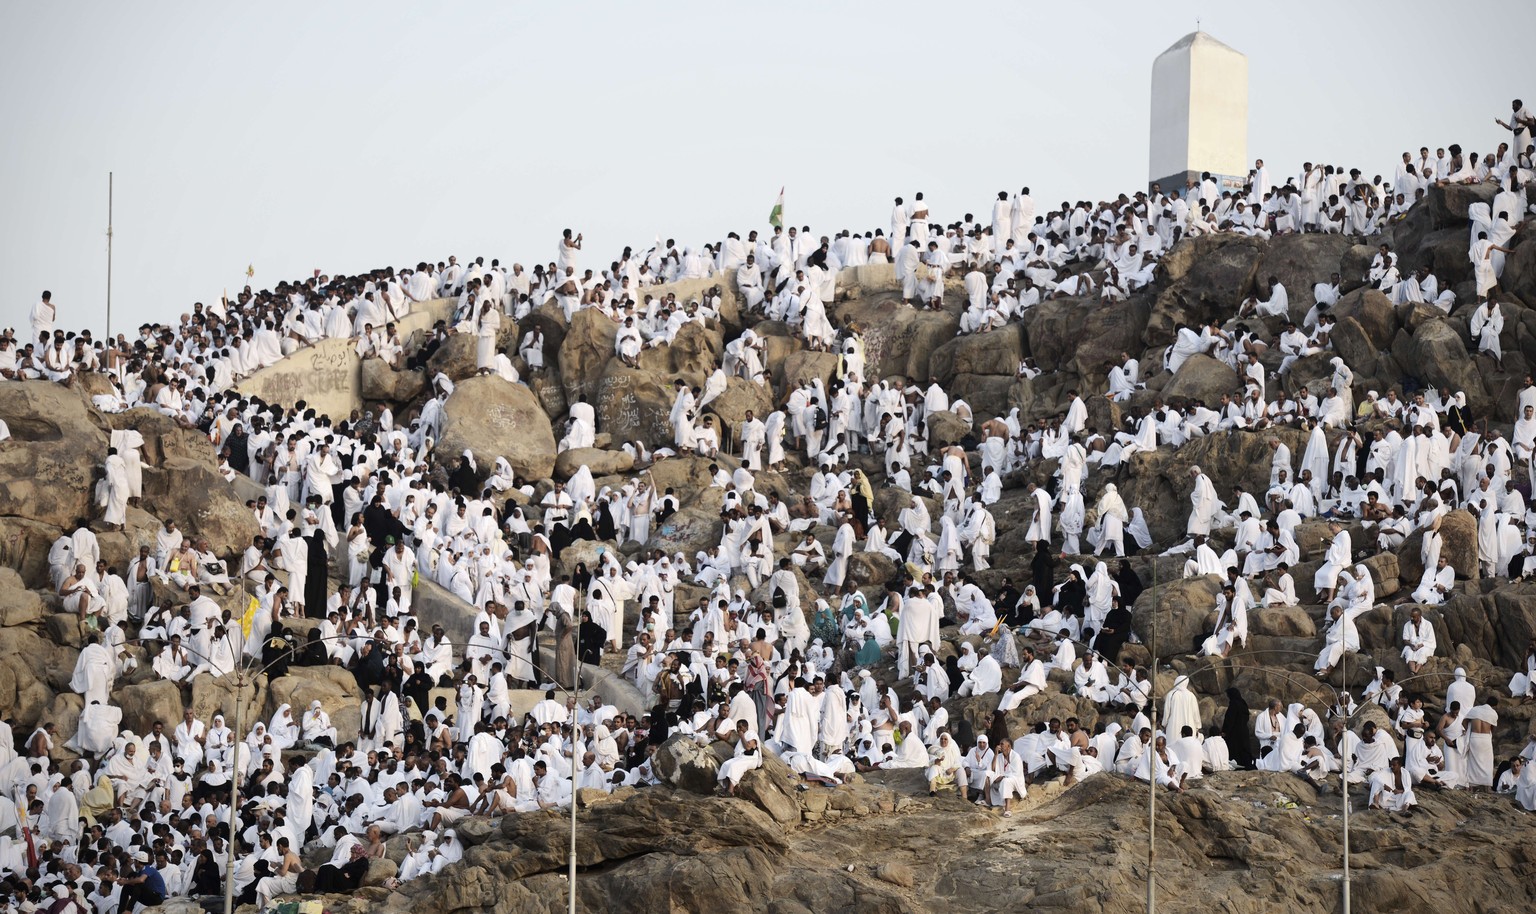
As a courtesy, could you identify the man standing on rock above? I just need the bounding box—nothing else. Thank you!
[739,409,766,471]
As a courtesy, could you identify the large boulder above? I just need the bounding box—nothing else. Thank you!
[638,320,721,379]
[830,296,959,382]
[775,350,839,397]
[360,359,426,404]
[1332,288,1398,351]
[266,666,365,744]
[1399,509,1480,584]
[928,325,1024,385]
[190,671,267,729]
[1254,233,1354,323]
[1329,316,1379,378]
[139,458,261,558]
[559,309,619,405]
[1427,181,1500,228]
[116,679,184,733]
[1148,234,1265,345]
[1131,575,1222,657]
[0,516,64,589]
[424,332,480,383]
[0,628,70,728]
[925,410,971,446]
[652,734,724,793]
[555,447,635,480]
[1162,354,1241,405]
[438,376,557,481]
[0,382,107,529]
[104,408,220,468]
[647,498,725,560]
[1407,320,1491,416]
[703,376,774,430]
[0,568,45,627]
[593,365,677,449]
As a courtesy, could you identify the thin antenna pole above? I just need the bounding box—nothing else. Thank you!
[1146,558,1158,914]
[106,172,114,338]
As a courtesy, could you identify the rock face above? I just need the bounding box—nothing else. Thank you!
[594,365,677,446]
[1163,353,1240,405]
[0,382,106,528]
[360,359,426,404]
[140,459,260,558]
[266,666,365,744]
[4,188,1536,914]
[437,376,557,481]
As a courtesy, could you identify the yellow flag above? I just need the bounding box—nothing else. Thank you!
[245,264,255,279]
[241,595,259,638]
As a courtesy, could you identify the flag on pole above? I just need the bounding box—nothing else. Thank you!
[240,595,259,638]
[245,264,255,280]
[768,187,784,229]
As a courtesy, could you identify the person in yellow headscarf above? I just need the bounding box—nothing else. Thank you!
[79,774,115,826]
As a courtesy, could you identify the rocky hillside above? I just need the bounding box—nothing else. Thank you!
[4,179,1536,914]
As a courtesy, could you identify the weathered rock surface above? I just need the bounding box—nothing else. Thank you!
[437,375,557,481]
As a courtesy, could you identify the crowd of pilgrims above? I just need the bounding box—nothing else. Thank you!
[0,104,1534,912]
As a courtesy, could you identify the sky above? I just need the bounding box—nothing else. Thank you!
[2,0,1532,338]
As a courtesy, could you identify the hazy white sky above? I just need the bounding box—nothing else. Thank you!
[2,0,1531,337]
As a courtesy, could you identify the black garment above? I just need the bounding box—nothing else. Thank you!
[449,462,479,497]
[404,670,434,718]
[314,857,371,893]
[226,429,250,475]
[549,522,573,556]
[1222,687,1255,769]
[305,531,329,617]
[1055,578,1085,616]
[352,642,387,691]
[1446,403,1471,437]
[944,656,963,692]
[406,334,443,371]
[985,712,1010,749]
[578,620,606,664]
[594,506,617,541]
[1095,604,1134,662]
[1031,542,1057,598]
[993,583,1022,625]
[262,625,294,679]
[1114,562,1144,607]
[191,854,221,895]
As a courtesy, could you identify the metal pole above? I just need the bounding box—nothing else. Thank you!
[569,613,580,914]
[106,172,114,339]
[224,669,242,914]
[1340,651,1350,914]
[1146,559,1158,914]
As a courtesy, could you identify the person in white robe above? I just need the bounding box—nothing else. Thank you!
[1400,608,1437,672]
[1313,522,1351,602]
[1469,298,1505,366]
[1023,483,1053,545]
[1162,676,1201,738]
[100,448,130,529]
[957,650,1003,697]
[981,738,1028,815]
[717,721,762,795]
[1463,699,1499,788]
[1408,556,1456,605]
[1368,758,1416,812]
[70,638,114,705]
[997,649,1047,712]
[1186,467,1218,536]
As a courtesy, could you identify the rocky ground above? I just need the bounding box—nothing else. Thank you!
[5,180,1536,912]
